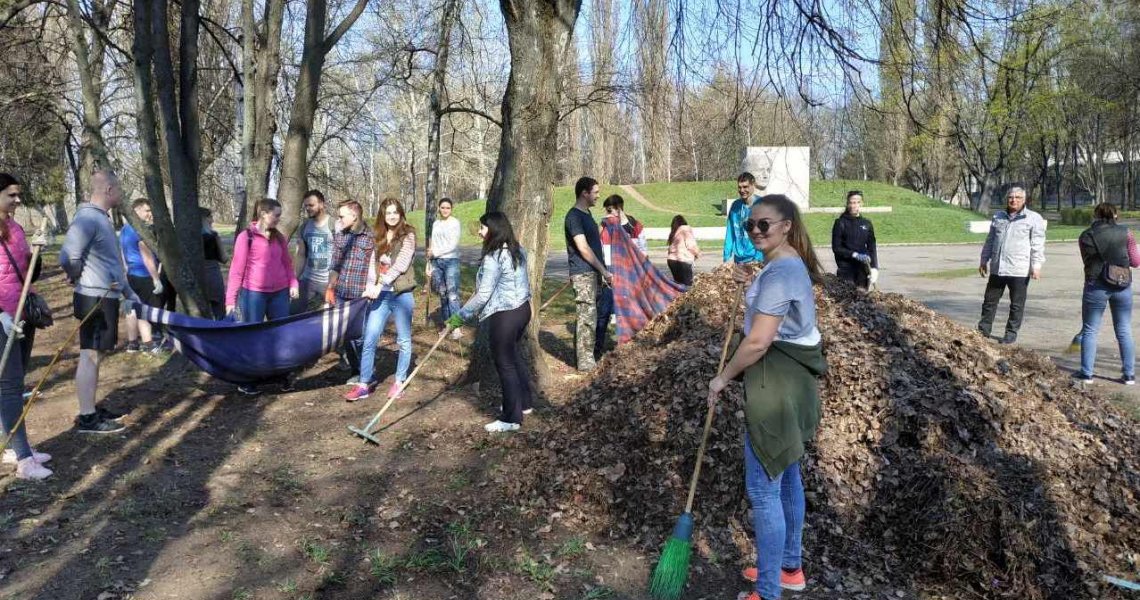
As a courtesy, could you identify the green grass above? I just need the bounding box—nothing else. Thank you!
[403,179,1083,249]
[918,267,981,279]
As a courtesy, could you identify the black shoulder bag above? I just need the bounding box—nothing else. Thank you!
[1091,229,1133,289]
[0,240,53,329]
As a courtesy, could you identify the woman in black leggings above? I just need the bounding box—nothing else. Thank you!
[446,212,534,433]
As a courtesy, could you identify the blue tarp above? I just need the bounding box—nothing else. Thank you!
[135,299,368,384]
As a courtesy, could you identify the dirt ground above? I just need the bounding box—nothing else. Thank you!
[1,245,1133,600]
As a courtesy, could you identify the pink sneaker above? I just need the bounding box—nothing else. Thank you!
[16,456,52,480]
[3,448,51,464]
[387,382,405,399]
[343,384,370,402]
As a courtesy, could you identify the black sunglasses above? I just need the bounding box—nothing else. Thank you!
[744,218,787,233]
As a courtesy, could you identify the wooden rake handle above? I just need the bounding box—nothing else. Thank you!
[360,324,456,435]
[539,279,573,312]
[683,283,744,513]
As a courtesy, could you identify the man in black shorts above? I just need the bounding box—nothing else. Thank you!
[60,170,138,434]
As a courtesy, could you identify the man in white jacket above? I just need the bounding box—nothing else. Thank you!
[427,198,462,339]
[977,186,1046,344]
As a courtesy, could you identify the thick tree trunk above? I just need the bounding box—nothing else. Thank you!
[481,0,583,393]
[425,0,462,242]
[238,0,285,226]
[130,0,209,316]
[276,0,369,239]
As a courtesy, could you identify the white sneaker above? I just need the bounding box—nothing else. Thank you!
[450,328,464,340]
[522,408,534,415]
[3,448,51,464]
[15,456,52,480]
[484,420,520,433]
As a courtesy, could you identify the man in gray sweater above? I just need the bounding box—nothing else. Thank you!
[60,170,138,434]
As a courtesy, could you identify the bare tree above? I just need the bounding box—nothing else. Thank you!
[276,0,370,239]
[237,0,285,225]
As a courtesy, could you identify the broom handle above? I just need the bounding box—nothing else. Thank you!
[539,279,572,312]
[683,283,743,513]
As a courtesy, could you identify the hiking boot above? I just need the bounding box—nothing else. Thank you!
[3,448,50,464]
[125,340,141,353]
[387,382,406,399]
[95,406,126,423]
[484,420,520,433]
[999,332,1017,345]
[741,566,806,591]
[344,384,370,402]
[74,413,126,434]
[236,384,262,397]
[15,456,52,480]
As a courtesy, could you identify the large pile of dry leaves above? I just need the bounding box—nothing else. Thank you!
[504,265,1140,599]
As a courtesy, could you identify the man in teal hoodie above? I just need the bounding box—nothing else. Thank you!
[723,172,765,264]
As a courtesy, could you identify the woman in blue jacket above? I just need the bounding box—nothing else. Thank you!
[447,212,533,433]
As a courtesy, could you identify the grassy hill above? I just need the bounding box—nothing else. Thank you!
[406,179,1084,247]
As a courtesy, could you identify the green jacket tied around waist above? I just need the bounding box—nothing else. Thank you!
[742,340,827,478]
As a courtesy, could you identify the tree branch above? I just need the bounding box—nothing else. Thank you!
[438,104,502,128]
[322,0,369,54]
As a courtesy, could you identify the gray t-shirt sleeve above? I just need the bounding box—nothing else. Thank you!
[566,211,586,240]
[750,262,796,317]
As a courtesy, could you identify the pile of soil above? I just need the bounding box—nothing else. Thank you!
[505,266,1140,598]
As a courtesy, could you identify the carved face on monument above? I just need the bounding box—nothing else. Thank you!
[753,154,773,190]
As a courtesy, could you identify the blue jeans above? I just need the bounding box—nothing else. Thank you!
[744,432,805,599]
[432,258,461,321]
[1080,281,1135,379]
[0,329,34,460]
[595,286,614,358]
[360,291,414,386]
[238,288,290,323]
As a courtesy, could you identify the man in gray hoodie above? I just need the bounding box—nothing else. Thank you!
[60,170,137,434]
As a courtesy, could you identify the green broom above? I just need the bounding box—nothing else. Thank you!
[650,285,743,600]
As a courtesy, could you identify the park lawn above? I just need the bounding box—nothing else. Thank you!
[405,179,1086,249]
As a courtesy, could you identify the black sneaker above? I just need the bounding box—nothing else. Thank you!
[279,376,296,393]
[999,333,1017,345]
[237,384,262,397]
[74,413,126,434]
[95,406,126,423]
[125,341,141,354]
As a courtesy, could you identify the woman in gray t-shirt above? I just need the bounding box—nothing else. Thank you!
[707,194,825,600]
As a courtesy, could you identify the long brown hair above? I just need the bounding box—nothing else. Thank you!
[374,197,415,256]
[761,194,822,282]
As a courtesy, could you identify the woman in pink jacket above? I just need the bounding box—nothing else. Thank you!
[0,173,50,479]
[225,198,299,395]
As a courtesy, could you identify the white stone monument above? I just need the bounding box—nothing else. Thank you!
[739,146,811,211]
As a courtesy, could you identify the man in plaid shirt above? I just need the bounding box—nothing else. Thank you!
[325,201,375,382]
[326,201,375,302]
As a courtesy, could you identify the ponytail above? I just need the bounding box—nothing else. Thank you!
[763,194,822,282]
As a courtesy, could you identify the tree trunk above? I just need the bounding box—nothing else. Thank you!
[636,0,670,183]
[480,0,582,393]
[424,0,461,244]
[130,0,209,316]
[238,0,285,226]
[276,0,369,239]
[65,0,112,190]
